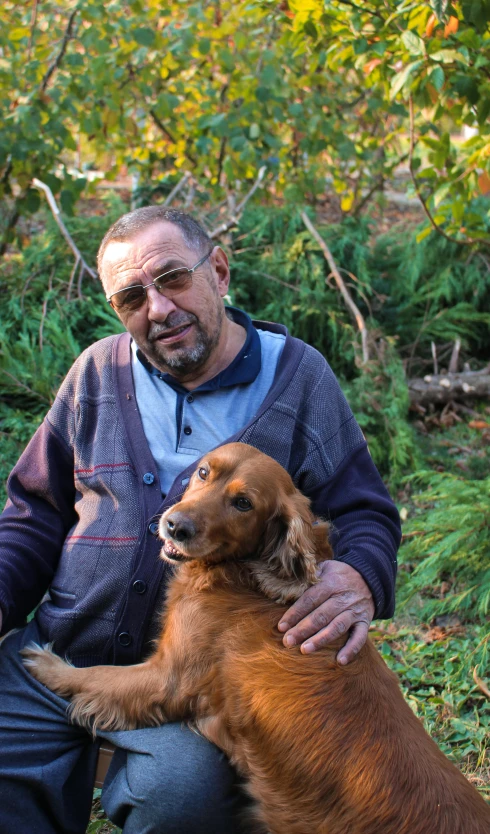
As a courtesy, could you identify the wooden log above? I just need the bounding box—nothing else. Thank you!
[408,368,490,407]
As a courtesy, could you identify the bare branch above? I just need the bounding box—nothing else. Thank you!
[251,271,301,293]
[300,211,369,363]
[40,8,77,93]
[27,0,39,61]
[217,137,227,185]
[66,256,80,301]
[39,270,53,352]
[209,167,267,239]
[235,166,267,214]
[32,178,97,281]
[448,338,461,374]
[163,171,192,207]
[0,369,50,405]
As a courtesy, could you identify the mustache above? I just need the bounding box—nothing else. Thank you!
[148,312,198,341]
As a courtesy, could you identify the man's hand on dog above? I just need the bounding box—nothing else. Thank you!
[277,561,375,665]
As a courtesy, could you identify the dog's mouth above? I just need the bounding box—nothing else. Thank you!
[161,539,193,563]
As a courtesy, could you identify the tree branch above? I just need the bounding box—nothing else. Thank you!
[300,211,369,363]
[40,8,77,93]
[149,110,197,167]
[209,167,267,238]
[163,171,192,207]
[32,178,97,281]
[408,97,489,249]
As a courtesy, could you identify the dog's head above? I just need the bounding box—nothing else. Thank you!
[159,443,332,602]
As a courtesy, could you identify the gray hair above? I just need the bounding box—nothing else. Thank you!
[97,206,212,278]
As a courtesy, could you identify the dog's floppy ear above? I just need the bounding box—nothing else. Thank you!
[259,490,322,596]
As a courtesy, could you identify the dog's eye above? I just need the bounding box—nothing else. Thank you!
[198,467,208,481]
[233,497,253,512]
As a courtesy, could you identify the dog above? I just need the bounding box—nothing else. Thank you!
[23,442,490,833]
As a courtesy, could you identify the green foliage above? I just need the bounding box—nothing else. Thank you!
[343,346,421,485]
[2,1,490,249]
[378,624,489,786]
[399,471,490,622]
[0,197,126,504]
[371,218,490,373]
[230,207,375,378]
[292,0,490,243]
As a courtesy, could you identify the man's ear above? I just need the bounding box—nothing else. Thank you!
[261,490,320,587]
[211,246,231,297]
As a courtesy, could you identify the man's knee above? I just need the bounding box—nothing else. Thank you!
[101,724,247,834]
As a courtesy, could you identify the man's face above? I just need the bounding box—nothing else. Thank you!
[100,222,230,378]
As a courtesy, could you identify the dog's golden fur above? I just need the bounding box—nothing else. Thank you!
[23,443,490,834]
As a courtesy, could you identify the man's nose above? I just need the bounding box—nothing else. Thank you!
[145,285,178,320]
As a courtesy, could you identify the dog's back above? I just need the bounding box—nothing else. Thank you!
[178,576,490,834]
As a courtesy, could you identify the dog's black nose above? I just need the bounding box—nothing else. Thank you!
[165,513,196,542]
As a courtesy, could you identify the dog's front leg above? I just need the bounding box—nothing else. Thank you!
[21,643,174,734]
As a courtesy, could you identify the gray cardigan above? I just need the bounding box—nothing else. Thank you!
[0,322,401,666]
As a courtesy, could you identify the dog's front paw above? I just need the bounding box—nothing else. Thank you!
[21,642,76,697]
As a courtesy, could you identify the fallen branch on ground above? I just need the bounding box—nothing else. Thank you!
[408,366,490,407]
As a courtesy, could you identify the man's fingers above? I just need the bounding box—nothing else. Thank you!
[336,620,370,666]
[299,610,355,654]
[277,584,335,633]
[281,598,349,647]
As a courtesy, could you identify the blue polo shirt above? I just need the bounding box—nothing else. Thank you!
[131,307,286,495]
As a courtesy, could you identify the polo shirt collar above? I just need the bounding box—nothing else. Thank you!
[135,306,261,394]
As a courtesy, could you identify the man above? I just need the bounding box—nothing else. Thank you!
[0,207,401,834]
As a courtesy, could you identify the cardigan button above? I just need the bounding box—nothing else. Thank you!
[148,521,159,536]
[118,632,132,647]
[183,426,192,435]
[143,472,155,485]
[132,580,147,595]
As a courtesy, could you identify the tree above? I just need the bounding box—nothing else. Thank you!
[1,1,489,248]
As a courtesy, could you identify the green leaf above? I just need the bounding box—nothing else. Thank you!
[60,189,75,216]
[429,65,445,91]
[401,30,425,56]
[390,61,423,98]
[304,20,318,39]
[198,38,211,55]
[477,97,490,126]
[249,123,260,139]
[132,27,155,47]
[430,49,468,64]
[430,0,449,21]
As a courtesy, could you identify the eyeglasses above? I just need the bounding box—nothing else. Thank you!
[107,248,214,312]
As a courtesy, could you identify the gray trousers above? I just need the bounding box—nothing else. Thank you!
[0,621,248,834]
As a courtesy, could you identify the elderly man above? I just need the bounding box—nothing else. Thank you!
[0,207,400,834]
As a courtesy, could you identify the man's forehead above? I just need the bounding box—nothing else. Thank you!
[101,221,191,272]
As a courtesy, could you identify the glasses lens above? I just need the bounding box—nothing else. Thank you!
[154,268,192,297]
[112,286,146,311]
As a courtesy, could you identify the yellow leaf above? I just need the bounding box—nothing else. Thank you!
[340,193,354,212]
[10,27,31,41]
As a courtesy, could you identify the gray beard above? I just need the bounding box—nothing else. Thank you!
[144,307,225,377]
